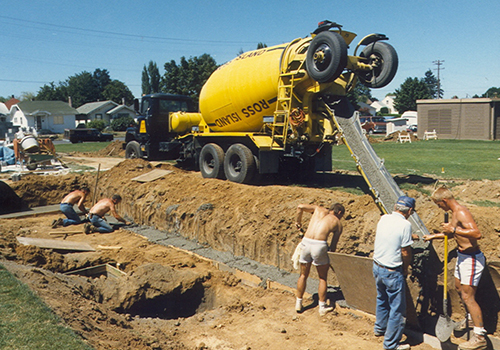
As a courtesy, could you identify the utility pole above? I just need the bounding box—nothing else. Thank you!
[433,60,444,99]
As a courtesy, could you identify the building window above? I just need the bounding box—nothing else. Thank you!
[53,115,64,124]
[95,114,102,120]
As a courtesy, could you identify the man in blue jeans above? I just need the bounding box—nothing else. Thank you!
[53,187,90,228]
[84,194,130,234]
[373,196,415,350]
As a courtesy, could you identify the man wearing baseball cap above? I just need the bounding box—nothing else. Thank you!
[373,195,415,350]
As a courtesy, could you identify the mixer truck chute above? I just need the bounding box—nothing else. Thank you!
[124,21,399,184]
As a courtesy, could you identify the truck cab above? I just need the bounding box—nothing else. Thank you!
[124,93,197,160]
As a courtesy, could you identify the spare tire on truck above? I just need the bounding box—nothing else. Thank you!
[306,31,348,83]
[358,41,398,88]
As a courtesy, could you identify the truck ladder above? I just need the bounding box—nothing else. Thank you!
[271,69,304,150]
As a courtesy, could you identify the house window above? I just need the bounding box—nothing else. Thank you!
[95,114,103,120]
[53,116,64,124]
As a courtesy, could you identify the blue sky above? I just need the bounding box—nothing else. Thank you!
[1,0,499,102]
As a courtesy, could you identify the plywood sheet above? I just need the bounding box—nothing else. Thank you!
[131,169,173,183]
[16,237,95,252]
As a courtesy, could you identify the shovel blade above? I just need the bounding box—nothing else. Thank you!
[436,314,456,342]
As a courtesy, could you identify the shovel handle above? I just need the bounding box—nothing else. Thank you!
[443,212,449,308]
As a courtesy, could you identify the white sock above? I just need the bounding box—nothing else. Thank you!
[319,301,327,309]
[295,298,302,310]
[474,326,486,336]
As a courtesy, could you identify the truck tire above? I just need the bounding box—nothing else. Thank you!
[224,144,255,184]
[125,141,142,159]
[306,31,347,83]
[199,143,225,179]
[358,42,398,88]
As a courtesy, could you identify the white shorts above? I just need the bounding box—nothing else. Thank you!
[454,250,485,287]
[299,237,329,266]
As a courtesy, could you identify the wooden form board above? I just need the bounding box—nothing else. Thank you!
[131,169,173,183]
[16,237,95,252]
[328,252,418,326]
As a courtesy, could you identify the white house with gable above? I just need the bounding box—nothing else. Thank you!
[10,101,78,133]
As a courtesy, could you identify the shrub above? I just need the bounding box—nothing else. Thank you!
[86,119,107,131]
[111,116,136,131]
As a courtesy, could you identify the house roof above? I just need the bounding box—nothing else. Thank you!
[0,102,8,115]
[107,104,135,115]
[15,101,78,115]
[5,97,20,110]
[77,101,118,114]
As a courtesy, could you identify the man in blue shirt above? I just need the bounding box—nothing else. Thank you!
[373,196,415,350]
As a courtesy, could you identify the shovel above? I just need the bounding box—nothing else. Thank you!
[435,212,457,342]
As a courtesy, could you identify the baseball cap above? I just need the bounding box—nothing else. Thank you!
[397,196,416,209]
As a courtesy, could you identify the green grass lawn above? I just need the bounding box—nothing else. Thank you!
[55,141,115,153]
[0,265,91,350]
[332,139,500,180]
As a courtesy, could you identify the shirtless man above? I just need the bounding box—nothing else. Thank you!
[295,203,345,316]
[53,187,90,228]
[424,186,486,350]
[84,194,130,234]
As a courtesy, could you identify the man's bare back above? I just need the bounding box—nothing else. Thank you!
[296,204,343,250]
[61,190,86,205]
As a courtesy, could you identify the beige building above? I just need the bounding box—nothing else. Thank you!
[417,98,500,140]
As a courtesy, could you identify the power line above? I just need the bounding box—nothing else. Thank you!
[0,15,257,45]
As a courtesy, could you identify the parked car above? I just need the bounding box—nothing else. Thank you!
[64,128,113,143]
[359,116,387,134]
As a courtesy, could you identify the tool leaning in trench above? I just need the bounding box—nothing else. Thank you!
[435,212,458,342]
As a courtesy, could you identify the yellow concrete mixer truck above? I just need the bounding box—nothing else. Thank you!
[124,20,398,184]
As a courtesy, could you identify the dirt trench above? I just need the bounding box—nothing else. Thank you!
[3,156,500,349]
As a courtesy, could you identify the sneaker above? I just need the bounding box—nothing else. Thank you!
[374,331,385,337]
[84,223,92,234]
[319,306,334,316]
[458,333,487,350]
[396,344,410,350]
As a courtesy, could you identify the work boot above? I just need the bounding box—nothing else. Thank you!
[319,306,334,316]
[458,333,487,350]
[84,223,92,234]
[51,218,63,228]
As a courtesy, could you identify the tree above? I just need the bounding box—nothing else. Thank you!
[20,91,36,101]
[481,87,500,98]
[256,42,267,49]
[394,77,432,113]
[142,61,161,95]
[102,80,134,105]
[35,69,134,108]
[161,54,218,105]
[423,69,443,99]
[347,80,373,110]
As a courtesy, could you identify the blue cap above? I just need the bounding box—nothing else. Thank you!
[397,196,416,209]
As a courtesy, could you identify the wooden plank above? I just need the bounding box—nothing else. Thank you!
[131,169,173,183]
[16,237,95,252]
[328,252,418,326]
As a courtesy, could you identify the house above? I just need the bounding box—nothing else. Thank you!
[107,104,136,121]
[358,102,376,116]
[0,102,8,122]
[76,101,119,126]
[10,101,78,134]
[417,98,500,140]
[371,94,397,114]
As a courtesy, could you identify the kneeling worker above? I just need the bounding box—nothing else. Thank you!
[53,187,90,228]
[85,194,130,234]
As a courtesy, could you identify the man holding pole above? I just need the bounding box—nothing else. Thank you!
[424,186,486,350]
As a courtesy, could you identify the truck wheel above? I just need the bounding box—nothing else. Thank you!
[199,143,225,179]
[306,31,347,83]
[358,42,398,88]
[224,144,255,184]
[125,141,142,159]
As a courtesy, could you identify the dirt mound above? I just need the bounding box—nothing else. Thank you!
[94,140,126,157]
